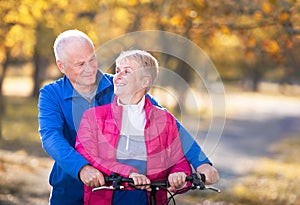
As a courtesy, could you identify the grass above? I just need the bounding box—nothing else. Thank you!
[0,96,51,205]
[0,96,47,157]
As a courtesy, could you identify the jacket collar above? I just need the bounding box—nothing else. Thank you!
[62,71,112,100]
[111,95,153,126]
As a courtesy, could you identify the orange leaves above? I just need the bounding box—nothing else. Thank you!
[278,12,290,23]
[286,39,293,48]
[245,50,255,61]
[247,36,256,48]
[262,39,280,55]
[253,11,263,21]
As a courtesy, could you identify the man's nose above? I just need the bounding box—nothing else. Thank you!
[83,62,94,72]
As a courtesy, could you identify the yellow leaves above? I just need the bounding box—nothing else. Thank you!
[170,15,185,26]
[220,25,230,35]
[114,7,129,23]
[232,157,300,204]
[127,0,138,6]
[253,158,300,185]
[5,25,35,58]
[116,0,142,6]
[5,25,23,48]
[3,3,36,27]
[233,184,249,197]
[195,0,206,8]
[261,2,272,14]
[262,39,280,54]
[30,0,49,19]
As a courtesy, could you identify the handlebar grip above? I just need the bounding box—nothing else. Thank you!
[104,174,134,184]
[185,173,206,183]
[200,173,206,183]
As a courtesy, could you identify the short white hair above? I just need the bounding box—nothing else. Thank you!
[116,49,159,87]
[53,29,94,61]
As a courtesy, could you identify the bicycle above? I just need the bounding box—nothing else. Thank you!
[92,173,220,205]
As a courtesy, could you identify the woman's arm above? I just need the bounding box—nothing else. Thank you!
[75,109,139,177]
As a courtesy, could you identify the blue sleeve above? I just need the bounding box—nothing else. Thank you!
[38,85,89,180]
[176,122,212,168]
[146,93,212,169]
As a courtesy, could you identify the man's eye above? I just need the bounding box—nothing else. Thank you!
[75,63,84,67]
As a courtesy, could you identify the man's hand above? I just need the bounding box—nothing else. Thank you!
[196,163,219,185]
[79,165,105,187]
[168,172,187,192]
[129,172,151,191]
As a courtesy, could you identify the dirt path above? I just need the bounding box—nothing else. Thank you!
[175,93,300,204]
[213,93,300,181]
[0,149,52,205]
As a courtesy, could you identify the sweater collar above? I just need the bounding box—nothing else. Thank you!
[62,71,112,100]
[117,96,145,114]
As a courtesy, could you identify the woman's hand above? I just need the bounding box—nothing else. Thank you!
[168,172,187,192]
[129,172,151,191]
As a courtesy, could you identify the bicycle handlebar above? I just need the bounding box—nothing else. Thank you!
[93,172,220,193]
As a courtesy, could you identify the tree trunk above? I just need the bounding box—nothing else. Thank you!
[0,49,10,139]
[251,68,261,92]
[31,49,49,98]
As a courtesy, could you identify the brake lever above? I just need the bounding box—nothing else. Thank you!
[206,186,221,193]
[92,185,125,192]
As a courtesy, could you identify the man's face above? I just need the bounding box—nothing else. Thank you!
[113,59,147,104]
[58,40,98,89]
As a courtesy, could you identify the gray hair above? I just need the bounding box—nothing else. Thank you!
[115,50,159,88]
[53,29,94,61]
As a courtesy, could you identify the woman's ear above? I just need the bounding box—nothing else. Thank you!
[142,77,151,88]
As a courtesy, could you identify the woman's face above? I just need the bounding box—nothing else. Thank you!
[113,58,147,104]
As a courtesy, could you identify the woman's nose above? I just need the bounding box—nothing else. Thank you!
[116,71,124,78]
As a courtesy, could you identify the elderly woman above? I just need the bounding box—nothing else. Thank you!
[75,49,191,205]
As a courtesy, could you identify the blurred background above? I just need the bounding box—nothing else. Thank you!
[0,0,300,204]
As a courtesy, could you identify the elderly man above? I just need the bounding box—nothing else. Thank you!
[38,29,219,205]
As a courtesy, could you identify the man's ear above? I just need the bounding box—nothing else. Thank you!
[56,60,66,74]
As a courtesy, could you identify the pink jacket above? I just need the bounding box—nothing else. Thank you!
[75,96,191,205]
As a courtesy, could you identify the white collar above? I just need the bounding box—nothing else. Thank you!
[117,96,145,113]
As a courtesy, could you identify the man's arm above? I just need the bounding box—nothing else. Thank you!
[146,93,219,184]
[38,85,90,180]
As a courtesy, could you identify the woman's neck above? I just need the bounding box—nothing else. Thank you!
[118,93,145,105]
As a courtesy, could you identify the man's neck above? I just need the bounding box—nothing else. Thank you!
[73,83,97,95]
